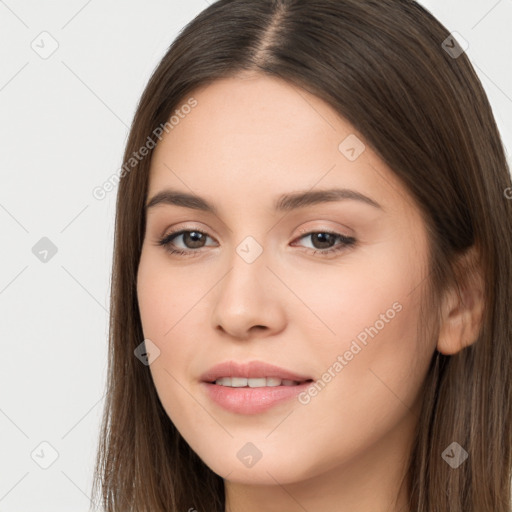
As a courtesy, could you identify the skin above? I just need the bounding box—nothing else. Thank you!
[136,73,484,512]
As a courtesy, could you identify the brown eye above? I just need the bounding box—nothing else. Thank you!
[156,228,356,258]
[175,231,207,249]
[292,231,356,256]
[157,229,216,256]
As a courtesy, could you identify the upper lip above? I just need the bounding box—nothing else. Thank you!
[200,360,313,383]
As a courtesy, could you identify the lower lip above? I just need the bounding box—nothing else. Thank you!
[201,381,313,414]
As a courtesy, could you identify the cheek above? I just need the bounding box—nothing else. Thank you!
[290,238,431,413]
[286,236,427,357]
[136,250,197,340]
[297,246,431,431]
[136,249,205,418]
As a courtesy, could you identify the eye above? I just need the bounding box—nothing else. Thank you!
[156,229,216,256]
[155,228,356,258]
[291,230,356,256]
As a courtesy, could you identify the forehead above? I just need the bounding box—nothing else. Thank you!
[147,74,417,221]
[153,74,343,168]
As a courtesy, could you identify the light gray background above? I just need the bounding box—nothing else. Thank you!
[0,1,511,510]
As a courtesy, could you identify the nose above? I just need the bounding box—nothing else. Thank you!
[210,245,287,341]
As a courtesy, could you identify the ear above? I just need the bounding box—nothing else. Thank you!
[437,245,485,356]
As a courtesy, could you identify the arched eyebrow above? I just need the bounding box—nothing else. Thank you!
[145,188,383,213]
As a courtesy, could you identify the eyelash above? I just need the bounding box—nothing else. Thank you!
[155,228,356,258]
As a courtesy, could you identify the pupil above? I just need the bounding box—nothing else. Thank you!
[313,233,334,249]
[186,231,204,248]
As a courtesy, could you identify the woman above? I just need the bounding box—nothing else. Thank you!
[92,1,512,510]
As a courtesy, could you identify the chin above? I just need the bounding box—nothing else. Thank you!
[197,442,315,485]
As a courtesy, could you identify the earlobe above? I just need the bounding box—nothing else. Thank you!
[436,246,485,356]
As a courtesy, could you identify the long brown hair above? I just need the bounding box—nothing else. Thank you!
[91,1,512,510]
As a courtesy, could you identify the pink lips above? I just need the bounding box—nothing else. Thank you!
[200,360,312,383]
[200,360,314,415]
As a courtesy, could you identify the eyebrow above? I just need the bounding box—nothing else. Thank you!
[145,187,383,214]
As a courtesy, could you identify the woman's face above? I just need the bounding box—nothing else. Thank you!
[137,74,435,488]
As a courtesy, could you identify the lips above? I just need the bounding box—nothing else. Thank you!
[200,360,313,384]
[200,361,315,414]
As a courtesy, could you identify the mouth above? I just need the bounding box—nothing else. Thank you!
[200,361,315,415]
[207,377,314,387]
[200,360,313,384]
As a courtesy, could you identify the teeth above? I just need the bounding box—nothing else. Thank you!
[248,378,266,387]
[214,377,302,387]
[282,379,299,386]
[231,377,247,387]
